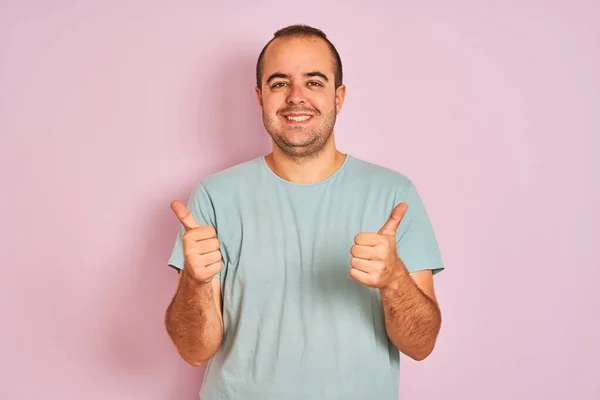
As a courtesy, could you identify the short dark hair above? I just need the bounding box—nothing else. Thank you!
[255,24,343,90]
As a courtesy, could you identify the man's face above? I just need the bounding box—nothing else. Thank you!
[256,36,346,159]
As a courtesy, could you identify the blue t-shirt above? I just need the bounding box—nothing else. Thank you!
[168,154,444,400]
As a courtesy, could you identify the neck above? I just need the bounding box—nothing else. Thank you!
[265,139,346,184]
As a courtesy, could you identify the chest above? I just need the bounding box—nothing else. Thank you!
[216,187,390,292]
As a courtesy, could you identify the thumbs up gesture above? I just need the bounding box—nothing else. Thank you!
[170,200,222,284]
[350,203,408,288]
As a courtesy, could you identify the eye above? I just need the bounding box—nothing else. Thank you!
[308,81,323,87]
[271,82,287,89]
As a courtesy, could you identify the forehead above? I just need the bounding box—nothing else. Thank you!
[262,36,335,78]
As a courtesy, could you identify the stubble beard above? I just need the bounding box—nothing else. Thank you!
[262,106,337,161]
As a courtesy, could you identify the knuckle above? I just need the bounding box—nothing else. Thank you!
[204,226,217,237]
[204,260,222,277]
[202,251,221,265]
[198,254,211,266]
[199,238,218,253]
[370,261,381,272]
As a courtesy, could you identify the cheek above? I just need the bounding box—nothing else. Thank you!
[320,91,338,108]
[262,95,285,114]
[304,94,328,112]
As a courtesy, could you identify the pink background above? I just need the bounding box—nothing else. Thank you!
[1,1,599,399]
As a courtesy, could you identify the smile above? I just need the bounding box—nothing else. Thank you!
[286,115,312,122]
[281,113,314,125]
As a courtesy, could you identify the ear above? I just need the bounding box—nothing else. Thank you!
[335,84,346,114]
[255,86,263,107]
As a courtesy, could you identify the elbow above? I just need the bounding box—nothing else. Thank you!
[408,319,442,361]
[176,340,222,367]
[407,347,433,361]
[178,349,214,367]
[400,339,437,362]
[183,356,209,368]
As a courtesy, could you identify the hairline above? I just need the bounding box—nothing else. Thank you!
[256,34,342,90]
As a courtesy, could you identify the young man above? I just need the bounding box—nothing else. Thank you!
[165,24,444,400]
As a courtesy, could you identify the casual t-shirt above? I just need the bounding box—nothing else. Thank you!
[167,154,444,400]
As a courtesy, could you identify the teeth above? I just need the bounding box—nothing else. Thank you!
[286,115,311,122]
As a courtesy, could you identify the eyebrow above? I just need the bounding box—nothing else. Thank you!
[265,71,330,85]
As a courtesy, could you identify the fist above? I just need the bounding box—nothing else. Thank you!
[171,200,222,284]
[349,203,408,288]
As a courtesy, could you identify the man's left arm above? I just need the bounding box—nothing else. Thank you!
[379,265,441,361]
[349,190,443,361]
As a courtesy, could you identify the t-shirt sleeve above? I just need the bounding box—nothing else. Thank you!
[394,181,444,275]
[167,183,223,279]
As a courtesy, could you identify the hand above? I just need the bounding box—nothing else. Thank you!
[349,203,408,288]
[171,200,222,284]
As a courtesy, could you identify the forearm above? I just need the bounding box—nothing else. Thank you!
[379,261,441,361]
[165,270,223,366]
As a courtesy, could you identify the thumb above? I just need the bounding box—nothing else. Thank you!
[378,203,408,236]
[170,200,201,231]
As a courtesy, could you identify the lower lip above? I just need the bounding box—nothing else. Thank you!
[281,116,313,125]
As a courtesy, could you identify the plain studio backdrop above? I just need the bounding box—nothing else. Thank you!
[1,1,598,399]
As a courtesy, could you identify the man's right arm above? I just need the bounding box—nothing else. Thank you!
[165,272,223,366]
[165,199,224,366]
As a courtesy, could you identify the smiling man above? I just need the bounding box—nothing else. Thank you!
[165,24,445,400]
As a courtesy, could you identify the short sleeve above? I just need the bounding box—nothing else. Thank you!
[395,181,444,275]
[167,183,223,279]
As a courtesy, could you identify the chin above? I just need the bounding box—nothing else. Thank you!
[276,137,328,159]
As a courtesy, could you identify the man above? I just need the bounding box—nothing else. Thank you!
[165,24,444,400]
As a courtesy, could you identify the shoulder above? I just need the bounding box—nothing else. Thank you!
[347,155,415,192]
[194,157,263,194]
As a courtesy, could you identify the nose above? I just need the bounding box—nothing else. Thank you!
[286,82,306,105]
